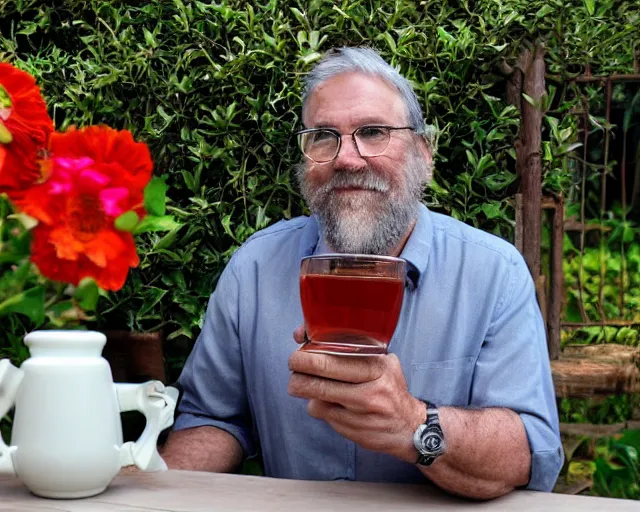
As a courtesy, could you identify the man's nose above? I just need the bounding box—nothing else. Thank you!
[333,135,366,169]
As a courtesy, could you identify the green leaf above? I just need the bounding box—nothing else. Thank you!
[263,33,277,47]
[556,142,583,156]
[290,7,306,26]
[622,224,635,243]
[0,286,45,324]
[299,52,322,65]
[7,212,38,230]
[73,278,99,311]
[144,177,168,216]
[181,170,195,192]
[522,93,537,107]
[588,114,605,131]
[584,0,596,16]
[114,211,140,232]
[377,32,396,52]
[436,27,454,44]
[138,287,167,317]
[481,202,504,219]
[154,226,182,250]
[133,215,180,234]
[465,149,478,168]
[536,5,555,18]
[143,28,157,48]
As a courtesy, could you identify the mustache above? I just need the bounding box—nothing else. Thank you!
[319,168,390,194]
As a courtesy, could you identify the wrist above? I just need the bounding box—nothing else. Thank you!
[413,402,447,467]
[397,397,426,464]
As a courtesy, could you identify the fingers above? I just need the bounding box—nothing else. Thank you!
[293,324,306,345]
[307,398,335,419]
[288,350,386,383]
[307,399,361,425]
[306,400,369,447]
[288,373,368,411]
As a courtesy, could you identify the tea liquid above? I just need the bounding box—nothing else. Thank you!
[300,274,404,346]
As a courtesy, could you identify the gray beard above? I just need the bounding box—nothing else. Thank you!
[296,149,430,255]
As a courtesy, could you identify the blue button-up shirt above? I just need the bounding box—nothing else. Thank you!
[175,203,563,491]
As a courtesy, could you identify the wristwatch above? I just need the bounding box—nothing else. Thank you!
[413,401,446,466]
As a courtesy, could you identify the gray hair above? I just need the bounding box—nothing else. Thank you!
[302,47,426,135]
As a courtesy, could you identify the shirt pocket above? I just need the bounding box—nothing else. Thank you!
[409,356,475,406]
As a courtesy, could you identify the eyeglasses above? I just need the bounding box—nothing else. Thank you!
[295,125,415,163]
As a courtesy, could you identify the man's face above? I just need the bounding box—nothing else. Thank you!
[297,72,432,255]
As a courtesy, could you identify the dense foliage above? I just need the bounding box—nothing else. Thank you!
[0,0,636,366]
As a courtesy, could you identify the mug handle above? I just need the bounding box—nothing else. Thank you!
[114,381,178,471]
[0,359,23,476]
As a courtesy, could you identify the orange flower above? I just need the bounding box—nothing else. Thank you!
[22,126,153,291]
[0,63,54,196]
[31,225,140,292]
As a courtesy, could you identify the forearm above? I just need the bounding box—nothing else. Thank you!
[419,406,531,499]
[160,426,244,473]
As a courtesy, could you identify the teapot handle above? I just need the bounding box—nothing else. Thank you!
[114,381,178,472]
[0,359,23,476]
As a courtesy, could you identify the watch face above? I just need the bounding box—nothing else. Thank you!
[421,429,444,453]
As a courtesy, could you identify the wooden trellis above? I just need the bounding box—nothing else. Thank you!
[503,45,640,404]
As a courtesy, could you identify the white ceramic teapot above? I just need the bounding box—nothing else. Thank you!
[0,330,178,499]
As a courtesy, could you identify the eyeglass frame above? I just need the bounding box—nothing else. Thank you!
[294,125,416,163]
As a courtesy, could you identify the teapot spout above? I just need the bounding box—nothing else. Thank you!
[0,359,23,476]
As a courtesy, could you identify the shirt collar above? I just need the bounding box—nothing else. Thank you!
[297,202,433,289]
[398,203,432,289]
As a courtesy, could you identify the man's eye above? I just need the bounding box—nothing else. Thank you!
[358,127,387,139]
[312,131,335,143]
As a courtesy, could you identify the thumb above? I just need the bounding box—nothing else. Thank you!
[293,324,307,345]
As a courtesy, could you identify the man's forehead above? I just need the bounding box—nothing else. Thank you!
[303,72,407,128]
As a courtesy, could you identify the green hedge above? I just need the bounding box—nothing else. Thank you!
[0,0,638,378]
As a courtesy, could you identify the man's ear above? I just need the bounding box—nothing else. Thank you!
[418,136,432,164]
[416,134,433,183]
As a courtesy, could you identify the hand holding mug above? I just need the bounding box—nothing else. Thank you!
[288,325,424,463]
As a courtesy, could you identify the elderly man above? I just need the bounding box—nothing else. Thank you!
[161,47,563,499]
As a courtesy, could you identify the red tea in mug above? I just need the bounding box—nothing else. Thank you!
[299,255,406,355]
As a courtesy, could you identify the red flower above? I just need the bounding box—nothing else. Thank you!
[22,126,153,291]
[30,225,140,292]
[0,63,54,196]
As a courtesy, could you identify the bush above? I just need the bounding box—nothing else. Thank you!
[0,0,637,377]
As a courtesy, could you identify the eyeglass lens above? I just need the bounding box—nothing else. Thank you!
[299,126,392,162]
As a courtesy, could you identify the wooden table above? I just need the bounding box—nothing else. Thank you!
[1,471,638,511]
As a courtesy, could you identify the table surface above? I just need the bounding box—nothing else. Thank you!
[1,471,638,511]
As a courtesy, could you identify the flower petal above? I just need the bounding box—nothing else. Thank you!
[0,63,53,196]
[55,156,94,170]
[84,230,126,268]
[49,226,85,261]
[99,186,129,217]
[31,226,81,286]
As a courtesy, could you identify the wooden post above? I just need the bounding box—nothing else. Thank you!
[547,195,564,360]
[506,45,550,352]
[516,44,546,279]
[514,193,524,253]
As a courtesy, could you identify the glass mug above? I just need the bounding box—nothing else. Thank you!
[299,254,406,356]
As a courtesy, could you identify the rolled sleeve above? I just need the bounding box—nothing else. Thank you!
[174,256,256,458]
[471,250,563,491]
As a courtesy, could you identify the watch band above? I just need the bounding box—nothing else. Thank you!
[414,401,446,466]
[425,401,439,428]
